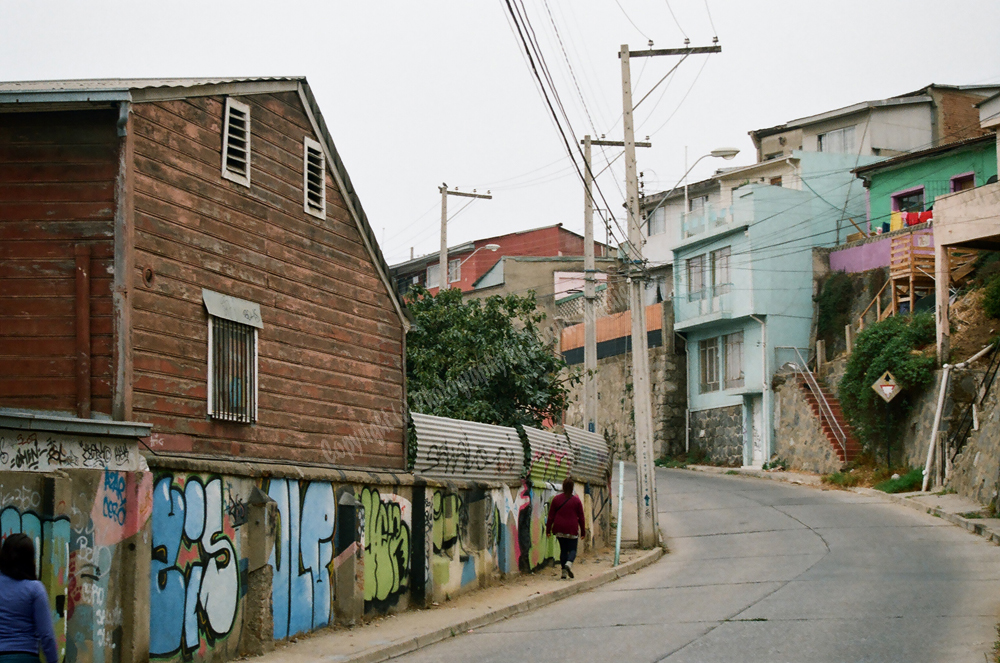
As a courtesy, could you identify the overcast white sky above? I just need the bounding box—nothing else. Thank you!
[3,1,999,264]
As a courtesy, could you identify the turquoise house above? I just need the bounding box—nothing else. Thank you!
[673,151,879,467]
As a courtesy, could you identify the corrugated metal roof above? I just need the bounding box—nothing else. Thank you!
[523,426,572,486]
[564,425,611,485]
[411,412,522,483]
[0,77,302,94]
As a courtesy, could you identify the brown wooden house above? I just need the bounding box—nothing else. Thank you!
[0,77,407,470]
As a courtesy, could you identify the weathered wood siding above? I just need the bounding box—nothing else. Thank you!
[131,92,404,468]
[0,110,118,415]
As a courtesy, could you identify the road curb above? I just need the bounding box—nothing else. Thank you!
[852,487,1000,545]
[682,464,821,486]
[343,547,664,663]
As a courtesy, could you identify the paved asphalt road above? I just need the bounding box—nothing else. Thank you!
[394,468,1000,662]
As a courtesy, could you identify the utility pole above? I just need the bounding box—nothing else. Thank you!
[439,184,492,291]
[582,136,650,435]
[619,41,721,549]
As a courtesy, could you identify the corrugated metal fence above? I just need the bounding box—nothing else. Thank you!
[411,412,610,485]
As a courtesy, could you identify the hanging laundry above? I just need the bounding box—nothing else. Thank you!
[890,210,904,232]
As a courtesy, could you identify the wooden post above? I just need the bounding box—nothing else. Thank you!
[75,244,92,419]
[845,324,853,354]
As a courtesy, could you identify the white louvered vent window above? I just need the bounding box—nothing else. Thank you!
[303,136,326,218]
[221,97,251,187]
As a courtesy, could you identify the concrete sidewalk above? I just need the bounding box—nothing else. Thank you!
[252,547,663,663]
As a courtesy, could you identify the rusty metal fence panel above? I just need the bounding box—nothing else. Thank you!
[564,425,611,485]
[522,426,572,486]
[411,412,523,483]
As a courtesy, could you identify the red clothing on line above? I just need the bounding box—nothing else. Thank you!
[546,492,586,538]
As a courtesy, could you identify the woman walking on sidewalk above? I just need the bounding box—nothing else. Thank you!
[545,477,586,579]
[0,533,59,663]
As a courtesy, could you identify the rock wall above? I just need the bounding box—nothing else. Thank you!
[689,405,744,466]
[564,312,687,461]
[947,370,1000,507]
[772,374,843,474]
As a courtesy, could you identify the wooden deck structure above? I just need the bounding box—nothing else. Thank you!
[857,229,978,330]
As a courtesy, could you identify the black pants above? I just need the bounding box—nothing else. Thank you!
[557,536,578,568]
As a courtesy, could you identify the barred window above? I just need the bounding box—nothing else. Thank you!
[203,290,262,423]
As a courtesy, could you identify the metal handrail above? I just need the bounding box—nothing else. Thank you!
[949,343,1000,462]
[777,345,848,457]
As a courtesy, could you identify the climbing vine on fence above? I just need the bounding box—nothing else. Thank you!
[838,313,936,463]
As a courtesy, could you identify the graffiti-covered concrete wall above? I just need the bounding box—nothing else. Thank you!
[146,460,417,663]
[0,468,153,663]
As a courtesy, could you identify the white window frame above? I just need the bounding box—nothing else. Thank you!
[687,254,705,302]
[711,246,731,296]
[303,136,326,219]
[699,338,720,393]
[448,258,461,284]
[647,207,666,236]
[724,331,744,389]
[426,263,440,289]
[221,97,251,187]
[817,125,855,154]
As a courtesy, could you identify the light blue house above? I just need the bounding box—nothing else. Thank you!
[672,151,879,466]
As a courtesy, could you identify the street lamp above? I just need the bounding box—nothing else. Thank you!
[644,147,741,224]
[459,243,500,266]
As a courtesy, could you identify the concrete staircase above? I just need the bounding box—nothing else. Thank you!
[797,375,862,463]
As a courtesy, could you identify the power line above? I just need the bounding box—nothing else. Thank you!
[500,0,645,267]
[663,0,688,40]
[648,54,711,136]
[613,0,651,41]
[702,0,718,37]
[541,0,597,134]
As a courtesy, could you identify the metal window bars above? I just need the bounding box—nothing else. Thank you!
[209,317,257,423]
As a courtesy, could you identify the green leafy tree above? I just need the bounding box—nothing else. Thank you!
[405,286,575,428]
[838,313,936,463]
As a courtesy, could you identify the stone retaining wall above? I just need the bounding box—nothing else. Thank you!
[564,305,687,461]
[772,374,843,474]
[689,405,744,466]
[948,371,1000,507]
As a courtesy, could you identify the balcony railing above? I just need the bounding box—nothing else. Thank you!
[681,204,733,239]
[678,284,733,321]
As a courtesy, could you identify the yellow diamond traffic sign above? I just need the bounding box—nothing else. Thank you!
[871,370,901,403]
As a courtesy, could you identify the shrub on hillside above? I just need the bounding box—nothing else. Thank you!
[983,275,1000,319]
[838,313,936,464]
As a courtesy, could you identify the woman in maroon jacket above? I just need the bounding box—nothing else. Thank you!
[545,477,587,579]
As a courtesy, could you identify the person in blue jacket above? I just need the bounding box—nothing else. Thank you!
[0,534,58,663]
